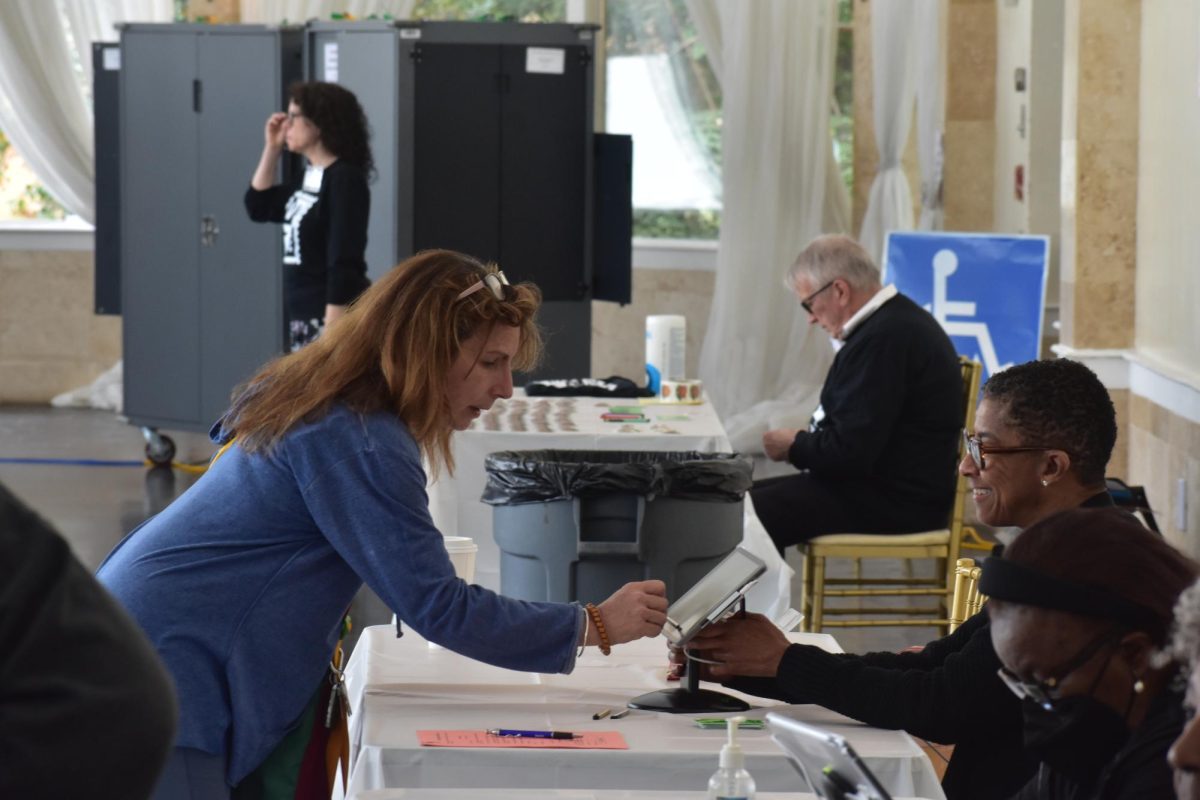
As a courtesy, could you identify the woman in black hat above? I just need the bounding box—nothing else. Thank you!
[984,507,1196,799]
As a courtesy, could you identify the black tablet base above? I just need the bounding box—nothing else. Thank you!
[627,686,750,713]
[626,659,751,714]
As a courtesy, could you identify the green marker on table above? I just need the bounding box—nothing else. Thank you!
[694,718,764,730]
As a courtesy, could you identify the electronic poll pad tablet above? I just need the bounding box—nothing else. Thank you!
[766,712,894,800]
[663,546,767,647]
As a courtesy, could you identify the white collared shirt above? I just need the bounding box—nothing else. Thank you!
[838,284,899,340]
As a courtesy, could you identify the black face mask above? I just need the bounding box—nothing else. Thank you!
[1022,695,1131,786]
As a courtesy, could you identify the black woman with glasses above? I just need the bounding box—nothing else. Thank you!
[750,234,962,555]
[983,507,1195,799]
[246,81,374,351]
[97,250,669,799]
[680,357,1120,800]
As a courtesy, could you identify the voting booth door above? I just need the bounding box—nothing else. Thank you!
[115,26,301,432]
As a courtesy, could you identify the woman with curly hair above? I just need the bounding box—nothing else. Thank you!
[98,251,668,798]
[246,81,375,351]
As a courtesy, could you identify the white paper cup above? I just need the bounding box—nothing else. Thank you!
[442,536,478,584]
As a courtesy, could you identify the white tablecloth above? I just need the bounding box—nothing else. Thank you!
[353,791,932,800]
[341,626,945,800]
[427,391,791,618]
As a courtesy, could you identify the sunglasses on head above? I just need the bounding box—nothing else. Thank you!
[456,271,511,302]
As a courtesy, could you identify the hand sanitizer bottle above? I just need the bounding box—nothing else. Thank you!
[706,716,756,800]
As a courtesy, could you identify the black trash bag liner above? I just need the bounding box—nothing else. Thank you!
[523,376,654,398]
[482,450,753,505]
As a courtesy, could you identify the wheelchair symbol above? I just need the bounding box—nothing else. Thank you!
[926,249,1012,376]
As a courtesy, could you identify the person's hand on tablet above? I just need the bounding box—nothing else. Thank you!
[687,613,790,678]
[594,580,669,645]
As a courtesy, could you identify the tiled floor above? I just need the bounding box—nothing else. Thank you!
[1,405,976,657]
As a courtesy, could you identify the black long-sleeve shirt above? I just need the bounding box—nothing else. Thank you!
[244,160,371,321]
[0,482,178,798]
[730,491,1119,800]
[729,614,1036,800]
[1011,683,1183,800]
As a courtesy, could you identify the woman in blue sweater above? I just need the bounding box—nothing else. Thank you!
[98,250,668,798]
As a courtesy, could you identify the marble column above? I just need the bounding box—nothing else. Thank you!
[942,0,996,232]
[1058,0,1140,350]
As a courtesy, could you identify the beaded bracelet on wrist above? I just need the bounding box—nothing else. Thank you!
[585,603,612,656]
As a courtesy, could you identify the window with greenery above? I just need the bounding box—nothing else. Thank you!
[606,0,721,240]
[832,0,854,194]
[411,0,564,22]
[0,130,68,221]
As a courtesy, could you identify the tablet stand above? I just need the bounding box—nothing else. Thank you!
[626,653,752,713]
[627,597,752,714]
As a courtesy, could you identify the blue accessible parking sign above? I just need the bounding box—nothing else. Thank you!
[883,232,1050,383]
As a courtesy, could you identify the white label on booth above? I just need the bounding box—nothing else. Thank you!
[323,42,339,82]
[103,48,121,71]
[526,47,565,75]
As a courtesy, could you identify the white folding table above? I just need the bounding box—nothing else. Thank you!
[340,625,946,800]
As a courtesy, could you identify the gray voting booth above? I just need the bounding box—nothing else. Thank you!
[102,26,302,459]
[99,21,632,458]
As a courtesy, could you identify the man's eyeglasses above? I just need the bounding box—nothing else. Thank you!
[996,628,1121,711]
[962,429,1059,471]
[799,280,836,314]
[456,271,511,301]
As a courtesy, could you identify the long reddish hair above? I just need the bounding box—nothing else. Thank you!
[222,250,542,475]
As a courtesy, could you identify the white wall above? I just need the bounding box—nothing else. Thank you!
[1136,0,1200,381]
[993,0,1063,308]
[993,0,1031,234]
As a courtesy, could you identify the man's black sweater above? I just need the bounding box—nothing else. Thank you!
[788,292,963,510]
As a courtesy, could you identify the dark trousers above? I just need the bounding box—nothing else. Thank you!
[750,473,952,555]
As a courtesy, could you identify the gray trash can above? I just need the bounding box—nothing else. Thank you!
[483,450,753,604]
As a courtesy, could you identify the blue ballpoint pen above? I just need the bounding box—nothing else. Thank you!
[486,728,578,739]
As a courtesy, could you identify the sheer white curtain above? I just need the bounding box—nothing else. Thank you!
[857,2,917,264]
[0,2,96,221]
[63,0,174,90]
[914,0,944,231]
[688,0,844,452]
[0,1,171,223]
[240,0,415,23]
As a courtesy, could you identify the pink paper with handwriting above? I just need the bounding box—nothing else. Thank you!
[417,730,628,749]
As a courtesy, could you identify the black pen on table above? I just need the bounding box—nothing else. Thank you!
[487,728,579,740]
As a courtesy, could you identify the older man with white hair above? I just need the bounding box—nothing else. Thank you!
[751,234,963,553]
